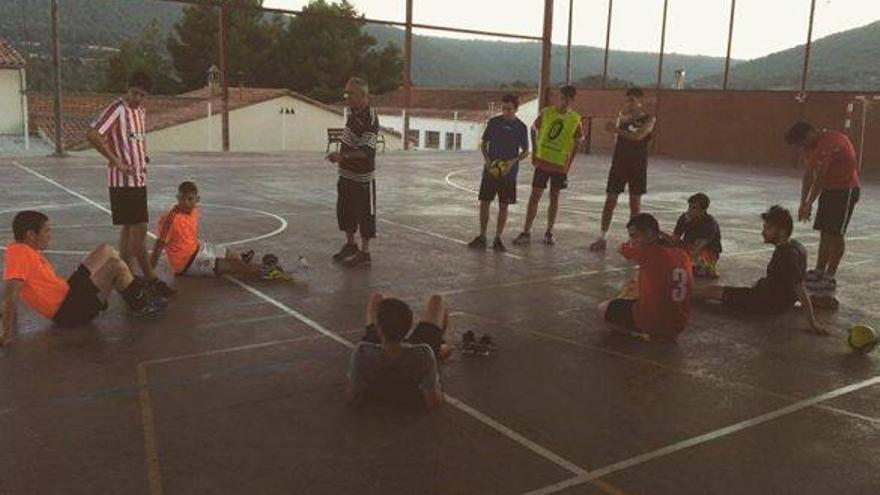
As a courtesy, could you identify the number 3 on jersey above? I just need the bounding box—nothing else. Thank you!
[671,268,688,302]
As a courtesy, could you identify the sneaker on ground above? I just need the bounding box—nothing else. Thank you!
[805,269,824,282]
[468,235,487,249]
[147,278,177,298]
[128,297,164,317]
[512,232,531,246]
[543,232,557,246]
[259,264,290,280]
[343,250,372,267]
[492,237,507,252]
[589,238,607,252]
[332,243,359,263]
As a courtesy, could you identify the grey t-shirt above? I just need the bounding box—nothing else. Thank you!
[348,342,439,403]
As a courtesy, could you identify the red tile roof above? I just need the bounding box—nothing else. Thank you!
[30,87,400,150]
[0,38,26,69]
[368,86,538,121]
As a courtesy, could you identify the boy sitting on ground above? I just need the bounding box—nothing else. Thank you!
[150,181,285,280]
[673,192,722,278]
[2,211,164,346]
[348,293,448,409]
[597,213,694,341]
[695,205,824,334]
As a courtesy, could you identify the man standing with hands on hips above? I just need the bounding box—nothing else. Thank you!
[86,70,174,298]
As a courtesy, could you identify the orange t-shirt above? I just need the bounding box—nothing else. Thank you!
[619,241,693,337]
[3,242,70,319]
[803,130,860,190]
[157,206,200,274]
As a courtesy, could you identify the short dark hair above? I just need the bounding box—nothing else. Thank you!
[625,87,644,98]
[501,93,520,108]
[128,70,153,93]
[626,213,660,235]
[785,121,814,145]
[377,298,413,342]
[688,192,710,210]
[12,210,48,241]
[761,205,794,238]
[560,85,577,98]
[178,181,198,195]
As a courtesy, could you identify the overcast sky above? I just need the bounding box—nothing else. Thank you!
[264,0,879,60]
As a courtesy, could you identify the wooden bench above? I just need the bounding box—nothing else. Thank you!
[326,128,386,153]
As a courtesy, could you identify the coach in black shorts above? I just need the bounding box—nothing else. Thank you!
[590,88,656,252]
[327,77,379,268]
[86,71,168,295]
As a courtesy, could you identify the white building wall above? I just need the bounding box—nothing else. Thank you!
[380,97,540,152]
[0,68,25,134]
[145,95,402,153]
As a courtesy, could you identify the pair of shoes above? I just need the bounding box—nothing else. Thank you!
[332,243,359,263]
[461,330,496,356]
[240,250,255,264]
[469,235,507,252]
[512,232,556,246]
[146,278,176,299]
[468,235,487,249]
[342,250,372,267]
[589,238,607,252]
[127,297,166,318]
[805,269,824,283]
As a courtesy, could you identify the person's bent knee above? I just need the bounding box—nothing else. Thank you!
[96,243,118,258]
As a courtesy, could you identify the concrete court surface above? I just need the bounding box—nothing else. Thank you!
[0,151,878,495]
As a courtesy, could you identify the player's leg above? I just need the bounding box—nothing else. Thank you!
[409,294,449,359]
[824,233,845,277]
[216,257,261,278]
[628,192,642,218]
[524,187,542,234]
[496,202,509,241]
[129,222,156,280]
[118,225,132,269]
[546,188,561,237]
[334,179,361,262]
[81,243,124,301]
[362,292,384,343]
[479,201,491,237]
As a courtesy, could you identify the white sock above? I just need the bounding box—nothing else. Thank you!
[599,230,607,240]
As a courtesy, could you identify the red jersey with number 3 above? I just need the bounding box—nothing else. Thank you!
[619,241,693,337]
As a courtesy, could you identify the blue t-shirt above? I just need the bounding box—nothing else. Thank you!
[482,115,529,181]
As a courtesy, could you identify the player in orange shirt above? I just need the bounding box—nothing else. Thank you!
[150,182,286,279]
[596,213,694,340]
[2,211,164,347]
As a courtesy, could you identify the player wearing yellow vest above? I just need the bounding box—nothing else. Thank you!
[513,85,583,246]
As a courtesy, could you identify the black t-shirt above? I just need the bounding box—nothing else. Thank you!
[674,213,722,254]
[612,113,653,167]
[754,239,807,308]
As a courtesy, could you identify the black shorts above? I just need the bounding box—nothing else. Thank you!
[721,286,792,314]
[478,175,517,204]
[606,163,647,195]
[532,169,568,191]
[53,265,107,327]
[363,322,445,358]
[814,188,859,235]
[604,299,637,330]
[109,187,148,226]
[337,178,376,239]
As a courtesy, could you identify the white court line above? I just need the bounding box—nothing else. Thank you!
[0,247,88,256]
[201,203,288,247]
[0,202,86,215]
[523,375,880,495]
[222,274,588,476]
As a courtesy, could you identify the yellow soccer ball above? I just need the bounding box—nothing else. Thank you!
[488,159,509,179]
[847,325,877,354]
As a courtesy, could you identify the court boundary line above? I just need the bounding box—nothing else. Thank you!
[523,375,880,495]
[13,162,604,494]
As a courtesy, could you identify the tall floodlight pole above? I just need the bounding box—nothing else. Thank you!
[50,0,64,155]
[539,0,554,108]
[799,0,818,96]
[722,0,737,90]
[602,0,613,88]
[403,0,413,150]
[565,0,574,84]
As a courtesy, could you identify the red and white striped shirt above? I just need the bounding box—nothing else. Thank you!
[89,98,148,188]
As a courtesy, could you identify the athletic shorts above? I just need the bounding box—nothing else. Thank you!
[180,241,227,277]
[721,286,792,314]
[337,178,376,239]
[363,322,445,358]
[532,169,568,191]
[814,188,859,235]
[478,175,517,204]
[109,187,148,226]
[53,265,108,327]
[604,299,637,330]
[606,163,647,195]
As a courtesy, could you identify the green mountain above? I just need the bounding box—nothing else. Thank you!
[693,20,880,91]
[1,0,876,91]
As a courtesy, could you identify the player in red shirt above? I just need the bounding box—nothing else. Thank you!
[785,121,860,292]
[596,213,693,340]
